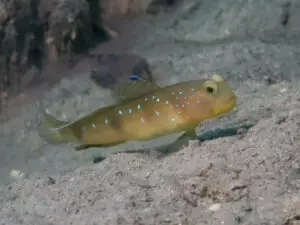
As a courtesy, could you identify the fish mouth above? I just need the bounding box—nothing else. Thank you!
[227,94,237,107]
[225,95,237,110]
[214,94,236,115]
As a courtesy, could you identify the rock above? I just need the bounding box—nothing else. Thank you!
[88,52,154,89]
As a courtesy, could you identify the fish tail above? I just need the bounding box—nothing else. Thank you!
[35,100,77,144]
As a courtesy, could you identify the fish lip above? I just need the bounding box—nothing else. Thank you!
[223,95,236,111]
[214,95,236,115]
[228,94,237,105]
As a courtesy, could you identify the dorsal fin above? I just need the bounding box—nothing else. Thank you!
[111,79,161,102]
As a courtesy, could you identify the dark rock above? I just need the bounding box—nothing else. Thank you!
[88,53,154,89]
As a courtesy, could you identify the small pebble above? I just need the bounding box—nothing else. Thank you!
[280,88,287,93]
[9,169,25,179]
[209,203,221,211]
[216,208,238,225]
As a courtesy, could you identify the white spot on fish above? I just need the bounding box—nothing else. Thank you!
[140,117,145,123]
[105,119,108,124]
[118,110,123,115]
[156,98,160,102]
[165,100,169,104]
[171,118,176,121]
[152,96,156,99]
[145,98,148,101]
[155,111,160,116]
[181,104,184,108]
[137,104,141,109]
[176,104,179,108]
[179,90,183,95]
[184,96,187,100]
[176,97,179,100]
[92,123,96,128]
[128,108,132,114]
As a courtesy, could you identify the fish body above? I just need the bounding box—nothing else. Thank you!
[38,74,236,150]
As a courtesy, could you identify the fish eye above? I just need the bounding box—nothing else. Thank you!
[203,81,218,94]
[206,86,214,93]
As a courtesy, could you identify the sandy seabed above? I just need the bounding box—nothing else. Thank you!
[1,0,300,224]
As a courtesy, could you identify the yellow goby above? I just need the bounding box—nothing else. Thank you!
[37,74,236,151]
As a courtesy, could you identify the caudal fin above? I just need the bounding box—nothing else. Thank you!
[35,100,74,144]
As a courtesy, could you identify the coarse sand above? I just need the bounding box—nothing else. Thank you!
[1,0,300,224]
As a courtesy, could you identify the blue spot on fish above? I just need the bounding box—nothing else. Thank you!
[129,74,139,80]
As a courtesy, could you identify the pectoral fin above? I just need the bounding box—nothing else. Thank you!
[173,129,198,145]
[163,129,198,155]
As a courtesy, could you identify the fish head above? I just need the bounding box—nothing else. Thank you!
[202,74,236,116]
[188,74,236,119]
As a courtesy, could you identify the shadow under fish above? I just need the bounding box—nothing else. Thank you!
[36,73,239,162]
[92,122,255,163]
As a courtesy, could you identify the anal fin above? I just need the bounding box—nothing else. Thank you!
[74,140,126,151]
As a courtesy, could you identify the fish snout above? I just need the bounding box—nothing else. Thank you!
[215,93,236,115]
[224,93,237,110]
[227,94,237,106]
